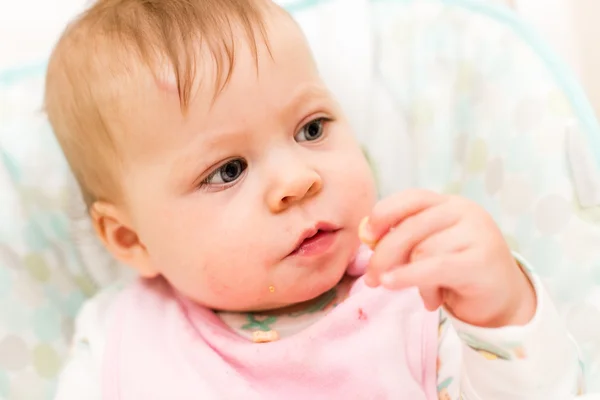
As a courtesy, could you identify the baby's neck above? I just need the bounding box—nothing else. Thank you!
[217,275,356,341]
[260,275,355,316]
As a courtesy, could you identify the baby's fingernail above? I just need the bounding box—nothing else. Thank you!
[358,217,376,246]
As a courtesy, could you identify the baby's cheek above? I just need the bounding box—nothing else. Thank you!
[199,260,265,308]
[203,270,234,298]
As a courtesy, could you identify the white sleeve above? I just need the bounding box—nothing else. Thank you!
[54,287,120,400]
[437,254,584,399]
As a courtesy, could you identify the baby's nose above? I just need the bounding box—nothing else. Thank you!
[266,161,323,213]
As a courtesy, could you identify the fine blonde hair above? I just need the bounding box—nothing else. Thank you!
[45,0,269,207]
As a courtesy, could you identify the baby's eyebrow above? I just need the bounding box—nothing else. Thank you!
[281,84,331,118]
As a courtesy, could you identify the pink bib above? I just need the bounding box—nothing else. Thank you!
[102,252,439,399]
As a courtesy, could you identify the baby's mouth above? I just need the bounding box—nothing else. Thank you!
[289,223,341,258]
[294,229,326,250]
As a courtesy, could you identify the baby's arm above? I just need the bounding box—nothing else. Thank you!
[54,288,118,400]
[437,255,583,399]
[357,191,584,397]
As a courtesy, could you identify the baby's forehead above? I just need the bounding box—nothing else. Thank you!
[151,6,311,95]
[117,81,332,181]
[117,61,328,162]
[110,6,322,136]
[137,13,319,116]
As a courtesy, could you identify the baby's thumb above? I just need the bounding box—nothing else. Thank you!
[419,287,443,311]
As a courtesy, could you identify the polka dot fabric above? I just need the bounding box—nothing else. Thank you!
[2,0,600,397]
[1,73,127,400]
[0,75,88,399]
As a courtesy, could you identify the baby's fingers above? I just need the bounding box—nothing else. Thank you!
[379,253,468,291]
[366,205,458,285]
[419,287,444,311]
[363,189,446,245]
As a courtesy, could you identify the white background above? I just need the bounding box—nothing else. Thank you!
[514,0,600,121]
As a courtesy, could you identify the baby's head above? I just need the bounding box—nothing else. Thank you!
[45,0,376,312]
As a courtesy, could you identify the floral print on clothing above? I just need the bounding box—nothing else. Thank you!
[437,377,453,400]
[241,315,277,332]
[239,287,341,333]
[457,332,526,361]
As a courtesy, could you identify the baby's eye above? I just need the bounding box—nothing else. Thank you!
[295,118,325,142]
[203,159,247,186]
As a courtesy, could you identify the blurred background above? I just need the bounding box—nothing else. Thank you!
[514,0,600,121]
[5,0,597,117]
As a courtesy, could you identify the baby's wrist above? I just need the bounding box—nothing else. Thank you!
[486,261,537,328]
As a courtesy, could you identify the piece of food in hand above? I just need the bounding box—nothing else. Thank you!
[358,217,378,249]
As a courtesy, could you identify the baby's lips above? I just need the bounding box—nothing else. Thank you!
[347,244,373,277]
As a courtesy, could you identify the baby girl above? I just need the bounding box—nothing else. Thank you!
[45,0,582,398]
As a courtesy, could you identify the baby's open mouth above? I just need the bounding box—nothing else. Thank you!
[289,223,341,258]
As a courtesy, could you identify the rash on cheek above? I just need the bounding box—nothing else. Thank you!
[204,270,233,297]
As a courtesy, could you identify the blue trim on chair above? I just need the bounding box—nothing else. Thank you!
[0,62,47,86]
[283,0,333,12]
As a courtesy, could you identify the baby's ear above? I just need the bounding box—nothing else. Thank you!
[90,201,159,278]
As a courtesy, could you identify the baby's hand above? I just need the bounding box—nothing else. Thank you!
[361,189,536,328]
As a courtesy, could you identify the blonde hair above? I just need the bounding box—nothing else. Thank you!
[45,0,269,207]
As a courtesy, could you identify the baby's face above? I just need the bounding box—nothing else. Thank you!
[117,12,376,311]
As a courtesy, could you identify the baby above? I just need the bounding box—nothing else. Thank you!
[46,0,582,398]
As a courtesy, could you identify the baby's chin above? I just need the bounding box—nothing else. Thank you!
[208,269,348,314]
[197,245,359,313]
[253,271,350,313]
